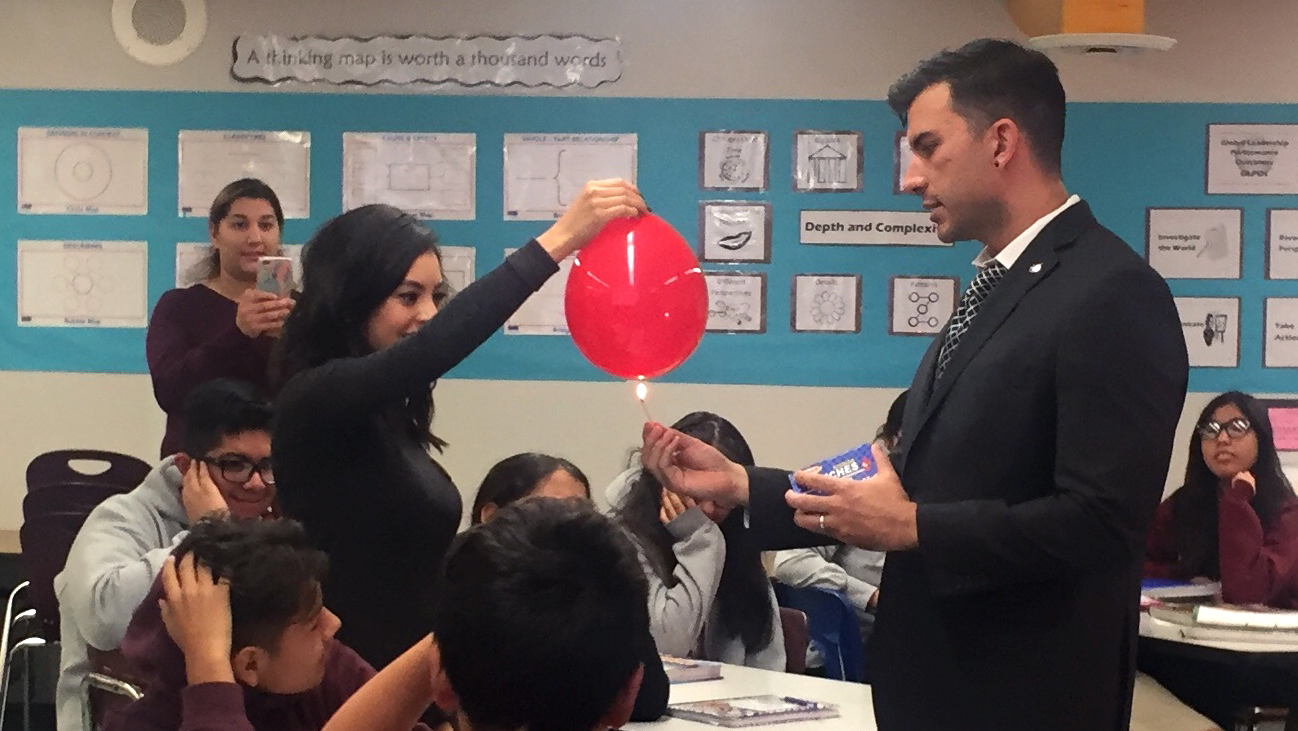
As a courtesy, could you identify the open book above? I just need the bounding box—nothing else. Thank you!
[667,695,840,727]
[661,655,723,684]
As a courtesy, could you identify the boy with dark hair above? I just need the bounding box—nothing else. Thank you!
[322,498,650,731]
[55,378,277,731]
[104,517,424,731]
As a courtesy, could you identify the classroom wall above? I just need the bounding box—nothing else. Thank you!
[2,0,1296,530]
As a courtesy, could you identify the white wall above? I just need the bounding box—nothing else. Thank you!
[3,0,1297,529]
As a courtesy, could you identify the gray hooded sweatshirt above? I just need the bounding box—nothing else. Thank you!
[53,456,188,731]
[605,468,785,671]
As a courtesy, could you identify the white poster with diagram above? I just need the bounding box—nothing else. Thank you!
[342,132,476,220]
[699,201,771,263]
[699,131,768,191]
[792,274,861,333]
[502,134,636,220]
[704,272,765,333]
[178,130,311,218]
[18,127,149,215]
[175,242,304,288]
[889,276,958,335]
[1146,208,1242,279]
[1265,298,1298,368]
[18,240,148,327]
[794,131,862,192]
[1206,124,1298,195]
[1174,296,1239,368]
[439,245,476,296]
[504,248,572,334]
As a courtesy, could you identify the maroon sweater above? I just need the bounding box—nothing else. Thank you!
[1144,480,1298,608]
[145,285,276,458]
[105,578,430,731]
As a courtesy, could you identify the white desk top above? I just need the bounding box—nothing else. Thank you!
[624,664,874,731]
[1140,611,1298,654]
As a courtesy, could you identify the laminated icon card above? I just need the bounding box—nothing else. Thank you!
[666,695,840,727]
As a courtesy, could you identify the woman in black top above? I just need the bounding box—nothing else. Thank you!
[273,180,646,670]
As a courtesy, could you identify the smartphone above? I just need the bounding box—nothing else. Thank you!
[256,256,294,297]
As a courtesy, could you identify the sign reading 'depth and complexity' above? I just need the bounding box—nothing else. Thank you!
[800,210,948,246]
[232,34,622,89]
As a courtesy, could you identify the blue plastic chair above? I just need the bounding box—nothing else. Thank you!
[772,581,866,683]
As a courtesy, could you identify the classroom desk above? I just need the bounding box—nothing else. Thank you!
[623,664,875,731]
[1140,611,1298,661]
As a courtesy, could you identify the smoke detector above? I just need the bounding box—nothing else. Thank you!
[1027,32,1175,55]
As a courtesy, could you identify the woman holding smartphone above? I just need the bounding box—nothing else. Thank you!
[145,178,294,458]
[273,179,647,674]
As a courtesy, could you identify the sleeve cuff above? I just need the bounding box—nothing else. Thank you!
[507,240,561,289]
[665,507,713,540]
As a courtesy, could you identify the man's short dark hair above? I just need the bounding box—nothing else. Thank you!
[180,379,273,457]
[174,517,327,652]
[433,498,649,731]
[886,38,1066,174]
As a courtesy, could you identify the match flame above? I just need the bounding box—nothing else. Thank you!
[636,381,648,401]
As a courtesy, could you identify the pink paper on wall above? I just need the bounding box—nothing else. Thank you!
[1269,407,1298,452]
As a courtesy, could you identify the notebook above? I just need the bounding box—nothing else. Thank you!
[667,695,840,727]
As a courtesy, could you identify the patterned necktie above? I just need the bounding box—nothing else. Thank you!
[935,260,1007,381]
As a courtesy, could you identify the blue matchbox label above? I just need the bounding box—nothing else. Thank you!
[789,442,878,493]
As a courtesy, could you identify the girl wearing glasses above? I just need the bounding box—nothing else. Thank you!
[1143,391,1298,608]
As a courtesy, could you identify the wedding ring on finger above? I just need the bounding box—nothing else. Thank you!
[819,514,825,531]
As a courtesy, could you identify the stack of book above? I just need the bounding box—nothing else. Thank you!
[661,655,724,684]
[667,695,840,727]
[1148,603,1298,647]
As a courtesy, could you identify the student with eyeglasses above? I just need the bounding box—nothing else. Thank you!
[53,378,277,731]
[1143,390,1298,607]
[1142,393,1298,731]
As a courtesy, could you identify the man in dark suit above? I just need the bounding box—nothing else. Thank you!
[642,39,1188,731]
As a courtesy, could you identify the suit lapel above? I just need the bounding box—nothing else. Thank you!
[907,201,1098,449]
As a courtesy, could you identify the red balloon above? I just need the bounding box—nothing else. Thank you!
[565,214,708,380]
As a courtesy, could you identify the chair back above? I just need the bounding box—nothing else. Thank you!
[20,450,151,638]
[86,647,146,730]
[773,582,866,682]
[778,607,809,674]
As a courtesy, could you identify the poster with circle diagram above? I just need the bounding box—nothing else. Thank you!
[699,131,767,191]
[1206,124,1298,195]
[704,272,765,333]
[174,242,304,288]
[1174,296,1239,368]
[698,201,771,263]
[793,130,862,192]
[889,276,957,336]
[18,127,148,215]
[17,240,148,327]
[792,274,861,333]
[1145,208,1242,279]
[894,130,914,194]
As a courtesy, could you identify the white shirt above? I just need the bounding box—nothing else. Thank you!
[972,194,1081,270]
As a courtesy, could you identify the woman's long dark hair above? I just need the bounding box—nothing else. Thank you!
[469,453,590,525]
[277,204,447,450]
[616,411,774,651]
[1171,391,1297,578]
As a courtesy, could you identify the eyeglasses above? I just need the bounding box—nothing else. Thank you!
[199,454,275,486]
[1196,417,1252,440]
